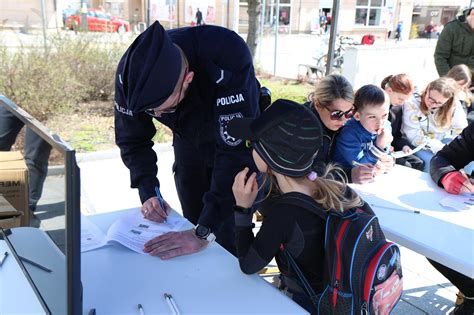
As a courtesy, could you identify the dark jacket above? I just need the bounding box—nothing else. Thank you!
[434,17,474,76]
[389,105,412,151]
[430,123,474,185]
[114,25,260,231]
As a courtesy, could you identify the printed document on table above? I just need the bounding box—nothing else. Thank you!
[439,193,474,211]
[81,211,187,253]
[392,141,427,159]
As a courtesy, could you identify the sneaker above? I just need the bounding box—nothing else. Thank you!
[453,298,474,315]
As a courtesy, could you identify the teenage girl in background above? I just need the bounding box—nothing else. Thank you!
[401,77,468,172]
[446,64,473,124]
[227,99,364,314]
[381,74,424,171]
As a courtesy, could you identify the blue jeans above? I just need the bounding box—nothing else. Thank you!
[416,138,454,173]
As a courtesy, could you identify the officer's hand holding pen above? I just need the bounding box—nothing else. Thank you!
[141,196,170,223]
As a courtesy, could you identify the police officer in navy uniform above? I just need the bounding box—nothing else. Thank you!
[114,21,260,259]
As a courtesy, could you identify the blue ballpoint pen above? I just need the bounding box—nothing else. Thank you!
[155,186,166,215]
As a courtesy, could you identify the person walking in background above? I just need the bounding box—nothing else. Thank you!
[401,77,467,172]
[395,21,403,41]
[434,7,474,77]
[0,106,52,214]
[114,21,261,259]
[332,84,394,179]
[429,122,474,315]
[424,21,435,40]
[227,99,364,314]
[381,74,424,171]
[195,8,203,26]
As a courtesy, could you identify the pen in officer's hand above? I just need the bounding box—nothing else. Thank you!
[0,252,8,266]
[154,186,165,209]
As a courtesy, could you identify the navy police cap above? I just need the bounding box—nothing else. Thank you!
[118,21,182,113]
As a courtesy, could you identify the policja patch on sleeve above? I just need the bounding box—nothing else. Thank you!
[219,112,244,146]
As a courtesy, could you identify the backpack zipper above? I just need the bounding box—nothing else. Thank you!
[332,219,350,309]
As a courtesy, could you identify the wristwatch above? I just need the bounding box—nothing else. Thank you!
[194,224,216,243]
[232,205,253,215]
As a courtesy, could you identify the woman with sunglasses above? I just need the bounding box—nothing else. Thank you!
[381,73,424,171]
[306,74,375,184]
[401,77,467,172]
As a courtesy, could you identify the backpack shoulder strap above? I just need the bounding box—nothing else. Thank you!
[276,195,328,221]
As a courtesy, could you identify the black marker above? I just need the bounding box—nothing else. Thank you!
[18,255,52,273]
[0,252,8,266]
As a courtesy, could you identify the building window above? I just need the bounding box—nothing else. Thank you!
[355,0,385,26]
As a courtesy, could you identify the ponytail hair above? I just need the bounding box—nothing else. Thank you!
[381,73,414,95]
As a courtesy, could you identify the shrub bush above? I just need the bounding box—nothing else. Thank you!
[0,33,129,121]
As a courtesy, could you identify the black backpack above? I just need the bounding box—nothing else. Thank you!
[278,196,403,315]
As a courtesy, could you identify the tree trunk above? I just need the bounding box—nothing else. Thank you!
[246,0,260,59]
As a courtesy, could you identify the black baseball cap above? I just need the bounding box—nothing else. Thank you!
[227,99,323,177]
[116,21,182,113]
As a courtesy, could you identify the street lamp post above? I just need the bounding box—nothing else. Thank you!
[39,0,48,53]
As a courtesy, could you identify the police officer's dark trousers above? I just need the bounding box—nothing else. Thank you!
[172,136,236,256]
[0,106,52,211]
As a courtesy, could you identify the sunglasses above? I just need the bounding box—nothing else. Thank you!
[145,67,188,117]
[318,100,355,121]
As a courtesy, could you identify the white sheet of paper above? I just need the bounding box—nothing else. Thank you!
[439,194,474,211]
[81,214,107,252]
[81,210,187,253]
[105,210,187,254]
[392,140,427,159]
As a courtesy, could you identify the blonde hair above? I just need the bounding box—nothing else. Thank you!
[420,77,457,128]
[310,74,354,108]
[262,164,362,212]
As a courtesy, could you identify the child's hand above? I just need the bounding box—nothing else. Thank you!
[378,154,395,174]
[351,164,375,184]
[402,145,412,154]
[375,128,393,149]
[232,167,259,209]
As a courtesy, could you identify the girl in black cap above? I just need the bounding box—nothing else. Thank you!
[227,99,364,314]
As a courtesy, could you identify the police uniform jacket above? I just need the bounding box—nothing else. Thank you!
[114,24,260,232]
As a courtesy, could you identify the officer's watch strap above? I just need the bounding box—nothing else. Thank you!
[232,205,252,215]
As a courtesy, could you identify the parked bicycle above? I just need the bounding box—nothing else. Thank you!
[297,35,358,84]
[316,36,358,75]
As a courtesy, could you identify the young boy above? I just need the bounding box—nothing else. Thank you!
[332,84,394,175]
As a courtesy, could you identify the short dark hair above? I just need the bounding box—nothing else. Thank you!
[353,84,387,112]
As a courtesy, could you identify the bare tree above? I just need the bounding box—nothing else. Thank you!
[246,0,261,59]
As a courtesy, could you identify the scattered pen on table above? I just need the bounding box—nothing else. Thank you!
[164,293,181,315]
[370,204,421,214]
[0,251,8,266]
[137,303,145,315]
[88,308,96,315]
[18,255,52,273]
